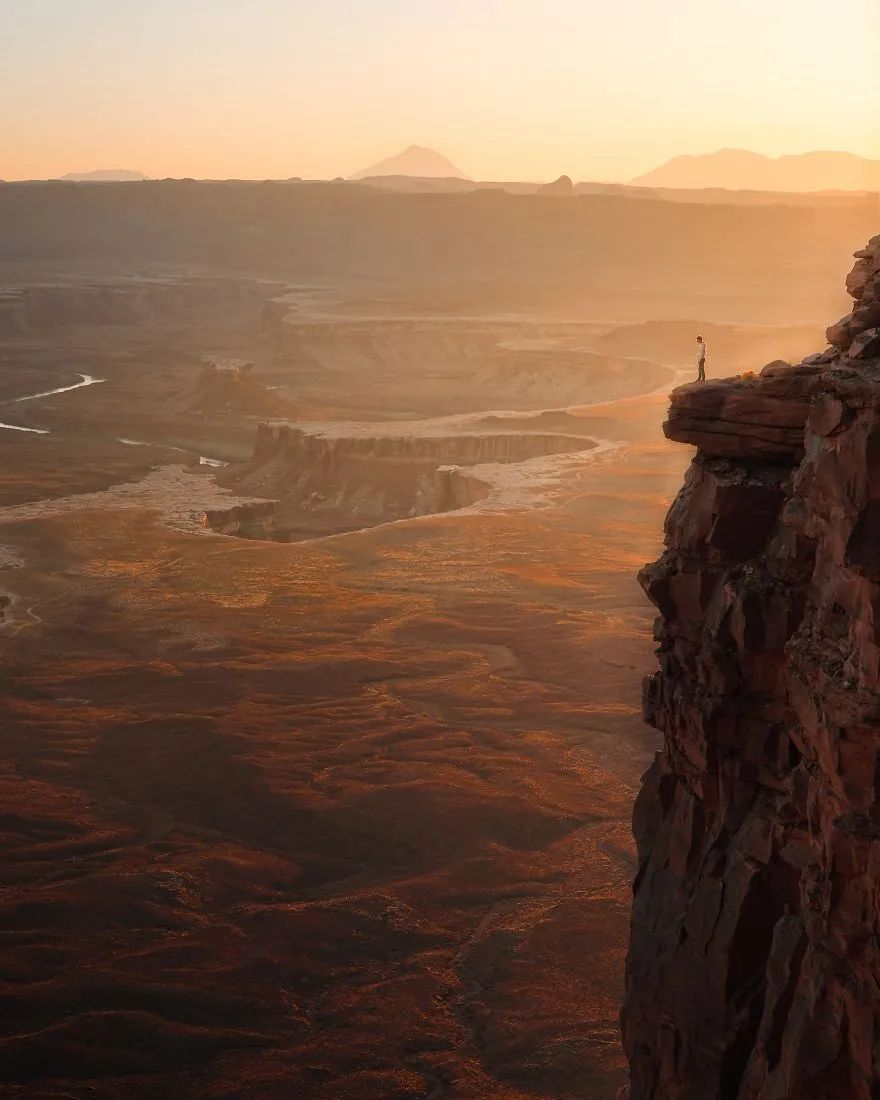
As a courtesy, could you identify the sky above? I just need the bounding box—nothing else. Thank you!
[4,0,879,182]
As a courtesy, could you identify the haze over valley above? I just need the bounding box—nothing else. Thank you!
[1,167,874,1097]
[4,1,880,1097]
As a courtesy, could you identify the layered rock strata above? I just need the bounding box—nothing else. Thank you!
[622,235,880,1099]
[248,421,596,471]
[212,421,593,538]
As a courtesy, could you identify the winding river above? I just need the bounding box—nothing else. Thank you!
[0,373,227,467]
[0,373,105,433]
[12,373,105,404]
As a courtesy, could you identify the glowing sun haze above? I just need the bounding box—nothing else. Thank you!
[5,0,878,182]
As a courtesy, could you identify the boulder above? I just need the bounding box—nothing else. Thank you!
[848,326,880,360]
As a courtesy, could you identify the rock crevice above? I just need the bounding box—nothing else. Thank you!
[622,235,880,1099]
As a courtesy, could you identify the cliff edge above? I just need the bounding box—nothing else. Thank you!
[621,234,880,1099]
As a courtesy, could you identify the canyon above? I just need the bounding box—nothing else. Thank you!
[0,180,871,1098]
[0,261,689,1099]
[621,234,880,1098]
[2,180,875,321]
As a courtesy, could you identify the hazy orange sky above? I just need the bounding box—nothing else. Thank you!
[5,0,879,182]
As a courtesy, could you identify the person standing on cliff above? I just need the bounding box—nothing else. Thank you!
[696,334,707,381]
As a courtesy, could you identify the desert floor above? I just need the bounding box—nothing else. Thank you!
[0,282,744,1098]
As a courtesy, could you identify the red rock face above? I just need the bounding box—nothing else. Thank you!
[622,235,880,1099]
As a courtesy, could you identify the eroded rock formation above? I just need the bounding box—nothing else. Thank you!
[213,421,593,539]
[183,360,290,418]
[206,414,605,541]
[247,421,596,471]
[622,235,880,1098]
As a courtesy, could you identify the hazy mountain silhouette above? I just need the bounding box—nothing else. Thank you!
[350,145,469,180]
[539,175,574,195]
[59,169,150,182]
[631,149,880,193]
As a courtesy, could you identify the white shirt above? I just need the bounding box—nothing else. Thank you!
[697,341,707,364]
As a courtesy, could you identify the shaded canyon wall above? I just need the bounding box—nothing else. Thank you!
[622,236,880,1099]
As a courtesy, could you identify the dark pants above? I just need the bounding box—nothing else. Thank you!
[697,359,706,382]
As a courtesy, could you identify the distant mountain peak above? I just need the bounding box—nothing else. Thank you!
[59,169,150,182]
[539,175,575,196]
[349,146,470,181]
[630,149,880,193]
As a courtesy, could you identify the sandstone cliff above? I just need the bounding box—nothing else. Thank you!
[622,234,880,1099]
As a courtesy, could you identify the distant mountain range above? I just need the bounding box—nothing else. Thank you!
[631,149,880,193]
[349,175,871,209]
[350,146,880,194]
[27,149,879,194]
[59,169,150,182]
[349,145,469,181]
